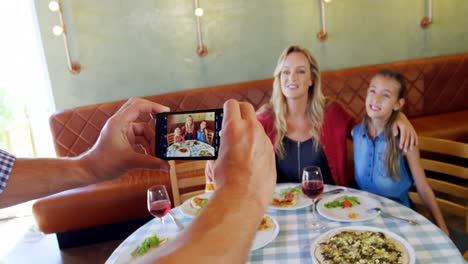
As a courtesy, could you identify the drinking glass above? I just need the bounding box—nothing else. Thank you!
[301,166,324,229]
[147,185,171,233]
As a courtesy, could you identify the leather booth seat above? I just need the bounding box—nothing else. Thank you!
[32,52,468,244]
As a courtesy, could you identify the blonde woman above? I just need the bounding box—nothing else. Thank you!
[206,45,417,187]
[182,115,195,140]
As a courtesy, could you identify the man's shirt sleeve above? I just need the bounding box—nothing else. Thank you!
[0,149,16,194]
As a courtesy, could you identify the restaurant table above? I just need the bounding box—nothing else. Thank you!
[106,185,464,264]
[166,139,214,157]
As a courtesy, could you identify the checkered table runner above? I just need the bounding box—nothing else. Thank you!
[106,187,465,264]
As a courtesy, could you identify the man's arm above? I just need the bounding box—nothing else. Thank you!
[0,158,89,208]
[138,100,276,263]
[0,97,170,209]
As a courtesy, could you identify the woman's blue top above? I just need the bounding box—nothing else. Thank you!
[352,122,413,207]
[196,130,207,143]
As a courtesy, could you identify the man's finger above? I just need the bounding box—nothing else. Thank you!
[223,99,241,125]
[238,102,256,121]
[132,123,155,143]
[115,97,137,114]
[118,99,170,124]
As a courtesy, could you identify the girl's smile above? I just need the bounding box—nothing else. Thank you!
[368,104,381,112]
[366,75,404,122]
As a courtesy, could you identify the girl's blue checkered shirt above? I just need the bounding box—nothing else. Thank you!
[0,149,15,193]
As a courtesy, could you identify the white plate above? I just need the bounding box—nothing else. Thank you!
[179,193,212,218]
[174,147,191,157]
[183,140,194,146]
[197,149,214,157]
[268,183,313,211]
[310,226,415,264]
[251,215,280,251]
[107,233,175,264]
[317,193,381,222]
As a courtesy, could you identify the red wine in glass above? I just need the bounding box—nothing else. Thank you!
[147,185,171,234]
[149,200,171,218]
[302,180,324,199]
[301,166,324,229]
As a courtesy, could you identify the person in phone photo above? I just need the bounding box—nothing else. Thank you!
[174,127,184,144]
[196,120,209,144]
[182,115,195,140]
[351,69,448,235]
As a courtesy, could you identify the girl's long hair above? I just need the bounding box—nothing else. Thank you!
[260,45,325,159]
[365,69,406,180]
[185,115,194,132]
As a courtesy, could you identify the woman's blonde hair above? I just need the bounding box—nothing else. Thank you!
[364,69,407,180]
[185,115,194,131]
[266,45,325,159]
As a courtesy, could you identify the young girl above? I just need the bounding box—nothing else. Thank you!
[173,127,184,143]
[182,115,195,140]
[353,69,448,234]
[196,120,209,143]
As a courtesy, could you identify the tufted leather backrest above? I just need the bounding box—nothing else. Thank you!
[322,53,468,120]
[50,80,273,157]
[50,53,468,157]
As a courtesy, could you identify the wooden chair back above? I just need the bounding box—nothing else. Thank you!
[207,131,214,145]
[169,160,207,206]
[409,136,468,233]
[167,132,175,145]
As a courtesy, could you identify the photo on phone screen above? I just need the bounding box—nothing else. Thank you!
[155,109,223,160]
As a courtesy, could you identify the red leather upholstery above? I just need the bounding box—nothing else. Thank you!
[32,53,468,234]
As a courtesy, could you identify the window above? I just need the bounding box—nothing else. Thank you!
[0,0,55,158]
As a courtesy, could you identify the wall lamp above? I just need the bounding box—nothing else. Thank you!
[421,0,433,29]
[317,0,331,42]
[49,0,81,74]
[194,0,208,57]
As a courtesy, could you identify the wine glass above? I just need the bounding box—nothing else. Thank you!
[147,185,171,234]
[301,166,324,229]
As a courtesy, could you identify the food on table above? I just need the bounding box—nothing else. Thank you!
[271,185,302,208]
[171,144,179,150]
[314,230,408,264]
[258,215,274,231]
[348,213,359,219]
[198,150,214,157]
[178,148,189,153]
[324,195,360,209]
[185,141,193,146]
[132,234,168,257]
[194,140,200,145]
[190,196,209,209]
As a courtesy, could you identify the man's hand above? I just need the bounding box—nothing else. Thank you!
[81,97,170,182]
[393,112,418,153]
[214,100,276,208]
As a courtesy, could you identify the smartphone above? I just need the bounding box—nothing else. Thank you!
[155,109,223,160]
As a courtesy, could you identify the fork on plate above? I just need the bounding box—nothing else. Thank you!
[368,207,419,225]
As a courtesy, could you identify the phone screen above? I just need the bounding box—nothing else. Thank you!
[155,109,223,160]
